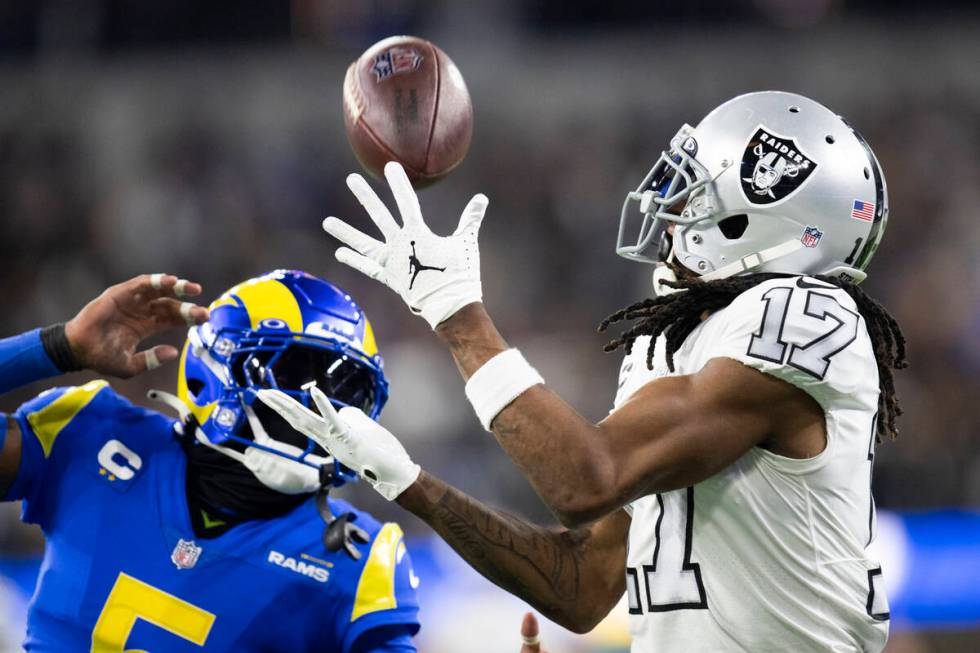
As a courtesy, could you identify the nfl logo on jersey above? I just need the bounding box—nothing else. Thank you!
[171,539,202,570]
[801,225,823,248]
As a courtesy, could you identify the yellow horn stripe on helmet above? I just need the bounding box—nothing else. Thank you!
[362,318,379,358]
[212,277,304,333]
[176,340,217,425]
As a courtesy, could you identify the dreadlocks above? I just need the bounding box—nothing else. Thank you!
[599,271,907,443]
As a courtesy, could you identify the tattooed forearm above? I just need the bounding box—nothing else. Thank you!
[398,470,630,631]
[436,303,618,527]
[398,471,617,628]
[434,480,583,601]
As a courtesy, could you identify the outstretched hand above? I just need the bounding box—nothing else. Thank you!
[64,273,209,378]
[323,161,488,329]
[256,386,421,501]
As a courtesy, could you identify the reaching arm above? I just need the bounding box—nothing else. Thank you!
[0,274,208,494]
[0,329,62,395]
[0,273,207,394]
[62,273,208,378]
[435,303,824,528]
[257,388,629,634]
[318,162,825,525]
[397,471,628,633]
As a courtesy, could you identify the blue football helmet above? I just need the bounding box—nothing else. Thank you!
[176,270,388,484]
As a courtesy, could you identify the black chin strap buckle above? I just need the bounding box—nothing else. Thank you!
[316,488,369,560]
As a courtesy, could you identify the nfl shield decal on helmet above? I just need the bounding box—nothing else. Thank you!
[372,46,423,82]
[172,539,202,570]
[801,225,823,248]
[740,126,818,205]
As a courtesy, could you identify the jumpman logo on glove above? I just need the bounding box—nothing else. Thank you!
[322,162,488,329]
[408,241,446,289]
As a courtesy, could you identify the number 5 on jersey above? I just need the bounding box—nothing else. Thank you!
[91,573,215,652]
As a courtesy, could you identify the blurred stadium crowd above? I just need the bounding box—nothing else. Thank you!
[0,1,977,651]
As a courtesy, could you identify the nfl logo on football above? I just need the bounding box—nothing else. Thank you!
[171,538,202,570]
[801,225,823,248]
[371,46,423,82]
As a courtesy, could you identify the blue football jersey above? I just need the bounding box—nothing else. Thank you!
[1,380,420,652]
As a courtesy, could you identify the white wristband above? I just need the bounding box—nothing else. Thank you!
[465,349,544,431]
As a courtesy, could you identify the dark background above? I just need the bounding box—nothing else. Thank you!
[0,1,976,651]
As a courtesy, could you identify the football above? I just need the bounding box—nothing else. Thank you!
[343,35,473,188]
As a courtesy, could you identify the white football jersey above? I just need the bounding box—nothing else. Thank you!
[614,276,889,652]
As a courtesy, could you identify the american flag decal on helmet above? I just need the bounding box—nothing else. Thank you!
[372,47,423,82]
[851,200,875,222]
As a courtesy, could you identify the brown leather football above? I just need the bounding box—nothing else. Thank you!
[343,35,473,188]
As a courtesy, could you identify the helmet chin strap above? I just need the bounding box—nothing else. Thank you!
[697,238,804,282]
[147,389,324,495]
[673,238,865,284]
[149,389,369,559]
[240,405,325,495]
[206,404,370,558]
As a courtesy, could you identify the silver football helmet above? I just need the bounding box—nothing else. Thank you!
[617,91,888,286]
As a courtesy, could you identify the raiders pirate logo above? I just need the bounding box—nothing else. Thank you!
[740,126,817,205]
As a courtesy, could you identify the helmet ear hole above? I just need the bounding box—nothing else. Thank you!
[187,379,205,398]
[718,214,749,240]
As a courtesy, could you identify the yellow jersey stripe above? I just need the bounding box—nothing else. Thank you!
[351,523,403,621]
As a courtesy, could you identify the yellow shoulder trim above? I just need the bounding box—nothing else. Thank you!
[351,522,404,622]
[27,380,109,458]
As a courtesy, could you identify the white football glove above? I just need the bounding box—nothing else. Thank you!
[323,161,488,329]
[256,386,421,501]
[240,404,323,495]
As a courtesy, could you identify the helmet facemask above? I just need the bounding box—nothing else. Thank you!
[617,124,813,283]
[178,321,388,494]
[617,125,718,265]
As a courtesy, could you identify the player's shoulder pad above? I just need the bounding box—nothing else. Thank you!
[261,499,417,607]
[330,498,419,623]
[706,275,873,399]
[730,275,858,313]
[254,497,420,646]
[15,381,170,460]
[16,380,121,458]
[722,275,862,348]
